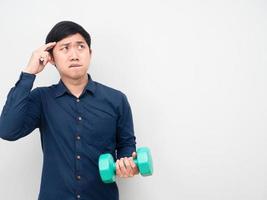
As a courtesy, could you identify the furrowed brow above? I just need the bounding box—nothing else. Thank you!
[59,42,71,47]
[76,41,86,44]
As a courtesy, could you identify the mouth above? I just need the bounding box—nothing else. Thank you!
[69,64,82,68]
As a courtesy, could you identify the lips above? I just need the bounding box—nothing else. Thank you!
[69,64,82,68]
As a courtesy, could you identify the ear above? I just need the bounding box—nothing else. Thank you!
[89,49,92,55]
[49,54,55,66]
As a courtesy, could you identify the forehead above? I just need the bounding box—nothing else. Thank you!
[57,33,86,45]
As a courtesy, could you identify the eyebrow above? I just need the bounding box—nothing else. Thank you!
[59,41,86,47]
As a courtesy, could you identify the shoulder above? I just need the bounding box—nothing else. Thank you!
[30,85,56,98]
[31,86,51,94]
[94,81,127,101]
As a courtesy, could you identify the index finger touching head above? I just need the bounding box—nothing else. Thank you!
[43,42,57,51]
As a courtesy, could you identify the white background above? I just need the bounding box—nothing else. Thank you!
[0,0,267,199]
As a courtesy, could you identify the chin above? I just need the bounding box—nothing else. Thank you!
[59,68,88,80]
[69,71,88,79]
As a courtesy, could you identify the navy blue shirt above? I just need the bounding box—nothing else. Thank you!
[0,72,136,200]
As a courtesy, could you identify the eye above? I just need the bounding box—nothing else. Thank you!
[78,44,85,49]
[61,46,68,51]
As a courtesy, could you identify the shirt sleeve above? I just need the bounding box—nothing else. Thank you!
[0,72,41,141]
[116,92,136,159]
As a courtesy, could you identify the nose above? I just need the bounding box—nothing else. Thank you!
[69,48,79,61]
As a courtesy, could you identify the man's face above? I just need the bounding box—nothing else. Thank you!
[50,33,91,80]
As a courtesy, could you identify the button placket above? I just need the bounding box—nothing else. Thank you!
[75,97,83,184]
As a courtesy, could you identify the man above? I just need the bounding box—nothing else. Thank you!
[0,21,138,200]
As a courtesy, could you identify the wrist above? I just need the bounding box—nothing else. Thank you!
[22,67,36,75]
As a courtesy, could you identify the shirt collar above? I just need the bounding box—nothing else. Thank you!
[54,73,96,98]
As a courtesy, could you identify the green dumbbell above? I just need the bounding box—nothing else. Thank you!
[98,147,153,183]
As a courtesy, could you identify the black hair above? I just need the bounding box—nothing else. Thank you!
[45,21,91,52]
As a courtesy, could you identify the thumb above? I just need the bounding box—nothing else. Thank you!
[132,152,137,158]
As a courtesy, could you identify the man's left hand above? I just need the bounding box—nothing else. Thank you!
[116,152,139,178]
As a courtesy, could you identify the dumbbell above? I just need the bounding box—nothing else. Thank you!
[98,147,153,183]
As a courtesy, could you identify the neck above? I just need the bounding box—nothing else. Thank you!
[61,74,89,98]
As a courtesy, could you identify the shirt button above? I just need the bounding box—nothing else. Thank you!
[76,135,81,140]
[76,98,80,102]
[77,194,81,199]
[77,155,81,160]
[78,116,82,121]
[77,175,81,180]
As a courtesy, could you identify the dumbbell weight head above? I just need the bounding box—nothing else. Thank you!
[136,147,153,176]
[98,153,116,183]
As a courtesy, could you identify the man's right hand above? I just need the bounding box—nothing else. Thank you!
[23,42,57,75]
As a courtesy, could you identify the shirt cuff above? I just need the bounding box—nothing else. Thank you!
[14,71,36,89]
[116,145,136,159]
[21,71,36,79]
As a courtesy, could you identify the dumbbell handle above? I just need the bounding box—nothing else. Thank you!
[111,159,138,172]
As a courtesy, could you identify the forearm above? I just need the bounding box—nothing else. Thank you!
[116,142,136,159]
[0,72,37,140]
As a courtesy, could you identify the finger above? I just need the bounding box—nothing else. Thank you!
[116,160,122,177]
[132,152,137,158]
[119,158,127,177]
[129,157,139,175]
[39,54,47,65]
[42,57,50,66]
[39,51,49,59]
[41,42,57,51]
[129,157,136,169]
[123,157,134,177]
[40,51,52,63]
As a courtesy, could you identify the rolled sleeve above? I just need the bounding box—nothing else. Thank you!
[0,71,41,141]
[116,93,136,159]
